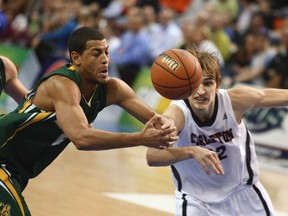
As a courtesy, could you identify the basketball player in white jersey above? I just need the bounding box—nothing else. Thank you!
[146,50,284,215]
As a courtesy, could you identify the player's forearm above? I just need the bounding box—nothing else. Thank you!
[125,101,157,124]
[146,147,192,167]
[257,88,288,107]
[71,128,141,150]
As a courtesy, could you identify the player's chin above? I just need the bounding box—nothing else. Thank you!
[97,74,109,83]
[192,99,209,108]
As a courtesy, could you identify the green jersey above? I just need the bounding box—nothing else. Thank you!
[0,64,107,190]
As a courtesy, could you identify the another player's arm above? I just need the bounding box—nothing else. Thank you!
[33,76,177,150]
[106,78,156,124]
[107,77,177,130]
[146,104,224,175]
[228,86,288,123]
[2,56,28,103]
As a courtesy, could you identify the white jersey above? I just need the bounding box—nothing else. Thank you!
[171,89,260,203]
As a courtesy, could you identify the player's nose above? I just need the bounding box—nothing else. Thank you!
[101,53,109,64]
[196,84,205,95]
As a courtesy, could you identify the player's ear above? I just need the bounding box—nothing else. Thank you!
[71,51,81,66]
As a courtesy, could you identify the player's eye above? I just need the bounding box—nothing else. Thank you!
[203,81,213,87]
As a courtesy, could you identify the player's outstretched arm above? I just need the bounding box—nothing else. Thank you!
[146,146,224,175]
[32,75,178,150]
[69,114,178,150]
[228,86,288,122]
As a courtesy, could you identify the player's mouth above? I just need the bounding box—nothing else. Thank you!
[99,68,108,73]
[195,96,207,102]
[98,68,108,79]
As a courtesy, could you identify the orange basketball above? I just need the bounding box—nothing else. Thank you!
[151,49,202,100]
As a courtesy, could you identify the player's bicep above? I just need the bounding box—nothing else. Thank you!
[48,78,90,139]
[55,102,89,140]
[107,78,155,123]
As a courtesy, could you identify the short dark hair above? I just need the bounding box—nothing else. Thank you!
[68,27,105,59]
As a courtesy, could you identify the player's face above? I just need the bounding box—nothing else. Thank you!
[189,76,218,121]
[79,39,110,84]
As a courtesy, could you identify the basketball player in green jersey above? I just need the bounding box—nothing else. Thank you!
[0,55,28,103]
[0,27,178,216]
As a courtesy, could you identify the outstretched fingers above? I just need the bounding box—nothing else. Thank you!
[201,153,224,175]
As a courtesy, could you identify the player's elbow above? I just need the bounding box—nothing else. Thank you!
[146,160,157,167]
[146,159,166,167]
[146,154,161,167]
[72,139,90,150]
[69,132,92,150]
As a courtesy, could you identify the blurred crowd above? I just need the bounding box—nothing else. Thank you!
[1,0,288,89]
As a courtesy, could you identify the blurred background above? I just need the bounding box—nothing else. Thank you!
[0,0,288,215]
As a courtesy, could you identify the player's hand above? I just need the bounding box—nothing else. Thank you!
[190,146,224,175]
[152,113,175,130]
[141,115,178,149]
[151,114,178,147]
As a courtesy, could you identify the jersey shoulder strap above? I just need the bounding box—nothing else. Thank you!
[34,64,81,91]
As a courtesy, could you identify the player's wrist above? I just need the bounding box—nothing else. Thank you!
[184,146,196,158]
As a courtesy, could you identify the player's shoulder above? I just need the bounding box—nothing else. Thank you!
[40,74,79,93]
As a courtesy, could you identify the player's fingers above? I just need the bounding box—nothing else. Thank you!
[148,114,161,124]
[160,121,169,130]
[160,118,174,130]
[158,128,178,141]
[200,161,211,175]
[168,134,178,144]
[161,127,178,142]
[208,156,225,175]
[214,161,224,175]
[207,161,222,175]
[211,154,225,175]
[162,126,177,135]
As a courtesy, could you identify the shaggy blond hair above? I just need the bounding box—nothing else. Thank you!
[188,49,222,88]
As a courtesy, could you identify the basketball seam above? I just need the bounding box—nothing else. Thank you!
[152,82,192,88]
[153,61,189,81]
[153,83,191,100]
[171,49,194,95]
